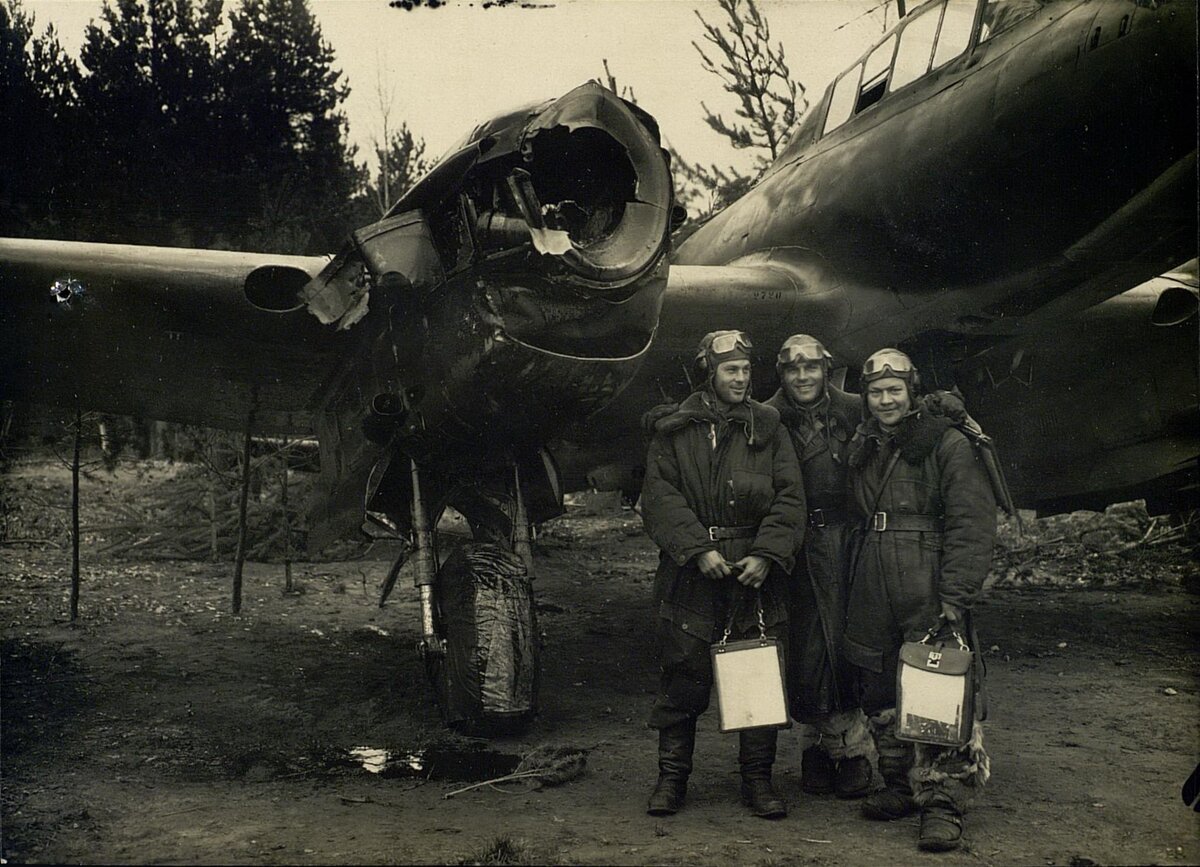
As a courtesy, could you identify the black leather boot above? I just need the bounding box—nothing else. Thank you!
[646,719,696,816]
[861,746,916,820]
[801,744,835,794]
[834,755,872,799]
[738,728,787,819]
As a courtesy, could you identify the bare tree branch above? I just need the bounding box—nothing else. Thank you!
[672,0,806,226]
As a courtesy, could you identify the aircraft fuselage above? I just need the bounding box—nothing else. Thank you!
[579,0,1197,511]
[674,0,1196,354]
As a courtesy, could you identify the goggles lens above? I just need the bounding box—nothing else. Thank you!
[778,343,826,366]
[863,350,914,377]
[710,331,752,355]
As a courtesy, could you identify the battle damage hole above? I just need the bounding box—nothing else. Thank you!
[525,126,636,246]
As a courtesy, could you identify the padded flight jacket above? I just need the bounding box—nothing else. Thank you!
[842,411,996,679]
[766,385,860,720]
[766,385,859,513]
[641,390,806,642]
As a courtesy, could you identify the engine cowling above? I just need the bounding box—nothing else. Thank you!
[304,84,680,545]
[302,81,676,356]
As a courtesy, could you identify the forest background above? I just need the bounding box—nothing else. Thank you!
[1,0,890,519]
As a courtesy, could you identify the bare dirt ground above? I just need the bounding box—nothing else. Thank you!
[2,463,1198,866]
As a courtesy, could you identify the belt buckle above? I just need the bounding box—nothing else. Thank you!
[811,509,826,528]
[872,511,888,532]
[708,526,719,542]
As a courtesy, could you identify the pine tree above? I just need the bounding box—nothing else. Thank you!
[353,68,432,220]
[693,0,803,165]
[73,0,224,244]
[217,0,362,252]
[66,0,362,252]
[366,122,430,217]
[0,0,80,236]
[673,0,806,225]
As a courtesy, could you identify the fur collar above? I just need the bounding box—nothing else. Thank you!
[847,411,954,468]
[644,390,780,447]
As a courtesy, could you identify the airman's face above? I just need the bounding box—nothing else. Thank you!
[712,359,751,405]
[782,361,825,406]
[866,376,911,428]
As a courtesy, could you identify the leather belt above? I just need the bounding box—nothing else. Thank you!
[808,507,847,528]
[707,525,758,541]
[870,512,943,533]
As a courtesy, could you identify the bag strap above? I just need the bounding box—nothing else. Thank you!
[953,415,1018,520]
[868,448,903,525]
[918,618,970,652]
[845,448,903,589]
[718,585,766,645]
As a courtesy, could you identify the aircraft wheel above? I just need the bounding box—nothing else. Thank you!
[427,541,540,735]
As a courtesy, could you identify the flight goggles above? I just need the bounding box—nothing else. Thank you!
[862,348,915,381]
[777,336,832,366]
[708,330,753,355]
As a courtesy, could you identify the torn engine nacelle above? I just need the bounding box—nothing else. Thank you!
[303,83,678,546]
[472,101,674,292]
[302,81,675,341]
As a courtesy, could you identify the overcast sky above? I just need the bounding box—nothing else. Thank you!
[28,0,888,174]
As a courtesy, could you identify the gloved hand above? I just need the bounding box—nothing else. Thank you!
[940,600,965,627]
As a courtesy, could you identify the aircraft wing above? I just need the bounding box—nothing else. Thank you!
[956,267,1199,514]
[559,262,1198,515]
[2,82,680,555]
[0,238,339,434]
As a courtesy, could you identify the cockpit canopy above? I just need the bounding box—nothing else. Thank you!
[776,0,1046,162]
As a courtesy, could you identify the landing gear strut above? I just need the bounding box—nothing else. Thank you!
[386,457,540,735]
[409,458,442,656]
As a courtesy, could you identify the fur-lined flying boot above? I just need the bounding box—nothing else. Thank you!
[918,792,964,852]
[646,719,696,816]
[825,708,876,800]
[739,728,787,819]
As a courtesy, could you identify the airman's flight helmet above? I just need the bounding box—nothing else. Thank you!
[695,330,753,378]
[861,348,922,395]
[776,334,833,375]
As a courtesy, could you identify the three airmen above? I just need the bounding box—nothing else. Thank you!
[640,332,997,853]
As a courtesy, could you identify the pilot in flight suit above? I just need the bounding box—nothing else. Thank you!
[765,335,874,801]
[640,329,805,819]
[843,349,996,853]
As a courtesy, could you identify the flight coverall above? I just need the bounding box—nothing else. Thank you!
[843,410,996,815]
[641,389,805,754]
[766,386,874,770]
